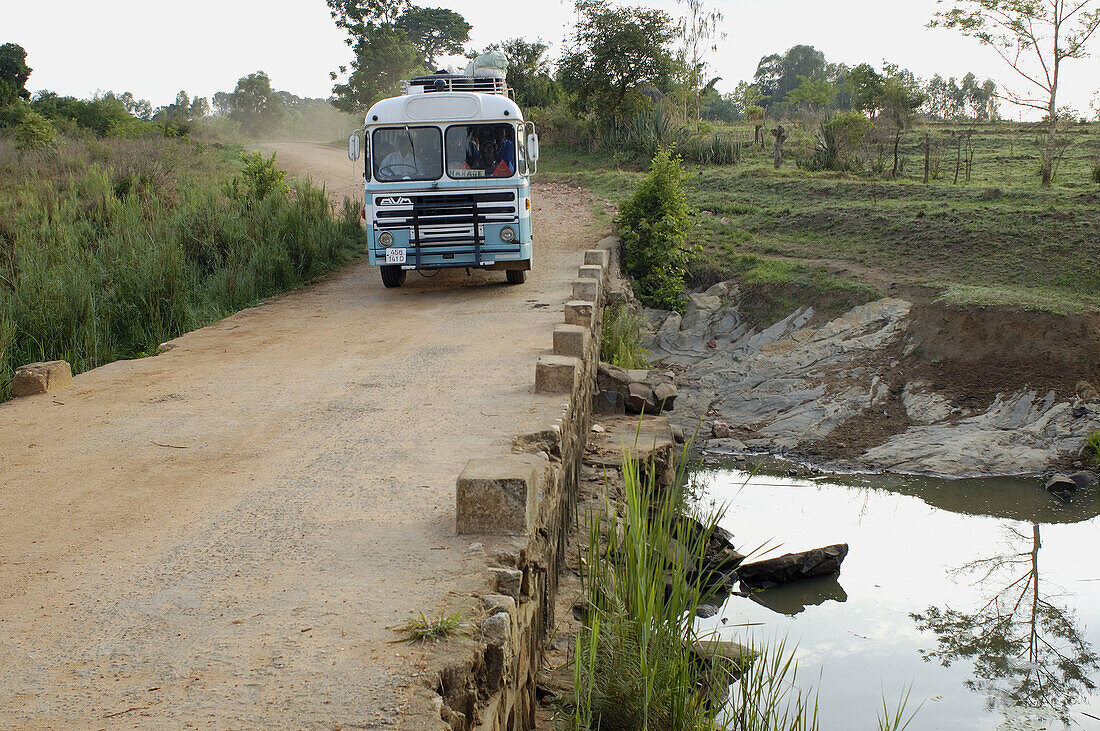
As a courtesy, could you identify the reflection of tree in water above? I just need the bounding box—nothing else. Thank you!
[911,523,1100,723]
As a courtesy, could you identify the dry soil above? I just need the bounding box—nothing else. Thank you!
[0,142,601,728]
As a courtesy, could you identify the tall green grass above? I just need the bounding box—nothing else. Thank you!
[1082,432,1100,469]
[0,137,362,400]
[600,303,651,369]
[562,446,821,730]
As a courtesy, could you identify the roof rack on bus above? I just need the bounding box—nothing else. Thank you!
[404,74,511,97]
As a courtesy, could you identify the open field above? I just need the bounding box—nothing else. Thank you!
[543,120,1100,317]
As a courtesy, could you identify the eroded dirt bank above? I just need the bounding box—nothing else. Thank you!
[0,142,600,727]
[646,282,1100,477]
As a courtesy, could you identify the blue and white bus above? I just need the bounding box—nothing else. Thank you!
[348,74,539,288]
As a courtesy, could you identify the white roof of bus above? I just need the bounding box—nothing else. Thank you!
[365,92,523,127]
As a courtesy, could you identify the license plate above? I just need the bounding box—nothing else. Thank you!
[385,247,407,264]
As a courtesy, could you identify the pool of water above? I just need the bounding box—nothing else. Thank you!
[693,464,1100,729]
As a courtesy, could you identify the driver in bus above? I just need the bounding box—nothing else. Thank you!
[380,136,425,179]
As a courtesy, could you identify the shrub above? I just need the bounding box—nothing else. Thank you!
[225,151,289,203]
[13,110,57,150]
[1091,159,1100,185]
[616,149,693,312]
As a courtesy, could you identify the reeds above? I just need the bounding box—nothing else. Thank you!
[563,446,820,730]
[0,137,362,399]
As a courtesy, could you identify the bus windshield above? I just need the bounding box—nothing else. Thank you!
[372,127,443,182]
[446,123,517,179]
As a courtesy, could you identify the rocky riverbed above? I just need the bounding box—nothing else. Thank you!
[642,281,1100,478]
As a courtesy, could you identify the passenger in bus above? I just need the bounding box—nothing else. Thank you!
[496,133,516,176]
[479,137,500,175]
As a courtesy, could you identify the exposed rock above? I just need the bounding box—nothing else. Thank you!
[863,391,1100,477]
[670,424,686,444]
[1069,470,1098,489]
[695,603,721,619]
[593,390,627,415]
[652,297,911,449]
[1077,381,1099,402]
[691,638,758,702]
[712,421,731,439]
[737,544,849,590]
[597,362,678,414]
[901,382,955,425]
[646,283,1100,475]
[1046,473,1079,493]
[981,187,1003,200]
[708,437,748,453]
[680,293,724,332]
[481,594,517,617]
[12,360,73,397]
[692,638,757,669]
[701,525,746,574]
[626,382,655,413]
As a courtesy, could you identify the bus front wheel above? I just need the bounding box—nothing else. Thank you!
[506,269,527,285]
[381,265,406,288]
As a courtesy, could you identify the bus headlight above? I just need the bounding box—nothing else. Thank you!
[500,226,516,243]
[378,231,394,247]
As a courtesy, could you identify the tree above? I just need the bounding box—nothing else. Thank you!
[753,45,827,110]
[785,76,836,117]
[848,63,884,118]
[676,0,724,120]
[880,65,927,177]
[332,25,423,112]
[326,0,411,36]
[189,96,210,120]
[227,71,286,136]
[395,6,470,67]
[932,0,1100,186]
[499,38,559,109]
[117,91,153,120]
[558,0,679,123]
[0,42,32,107]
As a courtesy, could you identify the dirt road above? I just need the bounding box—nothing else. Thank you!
[0,142,600,727]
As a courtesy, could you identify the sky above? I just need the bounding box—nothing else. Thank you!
[6,0,1099,120]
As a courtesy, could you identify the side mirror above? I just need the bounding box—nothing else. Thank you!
[527,133,540,163]
[348,132,361,162]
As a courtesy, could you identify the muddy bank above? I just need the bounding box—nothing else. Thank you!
[644,282,1100,477]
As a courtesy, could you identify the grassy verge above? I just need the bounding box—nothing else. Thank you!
[0,136,363,400]
[541,120,1100,315]
[600,303,651,369]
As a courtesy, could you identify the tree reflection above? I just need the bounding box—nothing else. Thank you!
[911,523,1099,723]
